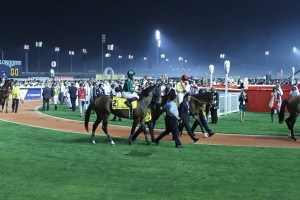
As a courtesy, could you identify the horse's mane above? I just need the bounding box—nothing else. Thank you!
[139,86,155,97]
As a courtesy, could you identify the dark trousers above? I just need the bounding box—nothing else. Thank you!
[271,108,279,122]
[156,116,181,147]
[59,92,64,105]
[178,116,197,140]
[42,98,50,111]
[12,98,19,113]
[132,120,155,141]
[70,98,76,111]
[210,107,218,124]
[191,110,212,133]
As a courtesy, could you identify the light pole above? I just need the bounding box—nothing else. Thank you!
[293,47,296,67]
[107,44,114,68]
[265,51,269,74]
[156,30,161,78]
[24,45,29,73]
[118,55,122,73]
[144,57,148,75]
[82,49,87,73]
[128,55,133,69]
[105,53,111,68]
[292,67,295,85]
[68,51,74,73]
[209,64,214,87]
[224,60,230,116]
[101,34,106,73]
[160,54,165,75]
[35,41,42,74]
[55,47,60,72]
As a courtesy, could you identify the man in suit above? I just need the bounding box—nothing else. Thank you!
[210,87,219,124]
[68,82,78,111]
[178,93,199,142]
[42,83,52,111]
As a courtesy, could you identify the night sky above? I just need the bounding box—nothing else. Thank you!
[1,0,300,78]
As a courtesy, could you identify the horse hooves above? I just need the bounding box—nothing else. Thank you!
[146,141,151,146]
[128,140,132,145]
[92,140,96,144]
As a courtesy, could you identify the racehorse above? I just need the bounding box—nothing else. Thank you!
[151,90,214,126]
[279,97,300,141]
[0,79,13,113]
[84,85,161,145]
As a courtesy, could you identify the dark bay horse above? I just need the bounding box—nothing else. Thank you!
[151,91,214,126]
[0,79,13,113]
[84,86,161,145]
[279,97,300,141]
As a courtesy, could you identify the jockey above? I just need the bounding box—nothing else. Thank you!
[122,70,139,108]
[0,71,8,87]
[176,74,188,104]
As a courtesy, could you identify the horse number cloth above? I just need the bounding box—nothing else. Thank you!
[112,96,137,110]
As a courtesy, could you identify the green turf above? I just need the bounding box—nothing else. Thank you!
[38,104,295,137]
[1,120,300,200]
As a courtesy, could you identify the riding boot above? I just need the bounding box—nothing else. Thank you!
[125,100,131,108]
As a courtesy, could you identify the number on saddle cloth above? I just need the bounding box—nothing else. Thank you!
[112,96,137,110]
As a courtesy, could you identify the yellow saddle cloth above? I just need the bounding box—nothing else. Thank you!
[112,96,138,110]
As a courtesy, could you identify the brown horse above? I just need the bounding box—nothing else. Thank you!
[279,97,300,141]
[84,85,161,145]
[151,91,214,126]
[0,79,13,113]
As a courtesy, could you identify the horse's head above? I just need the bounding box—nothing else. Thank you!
[2,79,13,91]
[140,85,162,105]
[191,90,214,106]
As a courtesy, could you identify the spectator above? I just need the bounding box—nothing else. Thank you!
[269,86,281,123]
[68,82,78,112]
[239,89,248,122]
[290,84,299,97]
[78,83,87,117]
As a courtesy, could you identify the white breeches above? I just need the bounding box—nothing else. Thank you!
[122,92,139,99]
[177,93,184,104]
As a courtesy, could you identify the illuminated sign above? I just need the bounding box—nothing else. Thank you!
[0,60,22,77]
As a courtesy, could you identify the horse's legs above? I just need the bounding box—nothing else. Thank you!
[290,115,298,142]
[91,117,102,144]
[101,115,115,146]
[128,120,139,145]
[285,116,292,139]
[5,101,8,113]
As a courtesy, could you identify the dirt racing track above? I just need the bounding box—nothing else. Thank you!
[1,100,299,148]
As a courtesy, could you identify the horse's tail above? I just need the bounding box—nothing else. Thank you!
[84,100,94,132]
[279,99,289,124]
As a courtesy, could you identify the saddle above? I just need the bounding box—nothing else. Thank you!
[112,96,137,110]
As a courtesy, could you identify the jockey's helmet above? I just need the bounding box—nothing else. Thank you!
[182,74,188,80]
[127,70,135,76]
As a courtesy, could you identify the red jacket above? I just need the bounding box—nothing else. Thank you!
[78,88,86,100]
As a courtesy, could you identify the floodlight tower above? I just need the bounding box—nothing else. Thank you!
[156,30,161,78]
